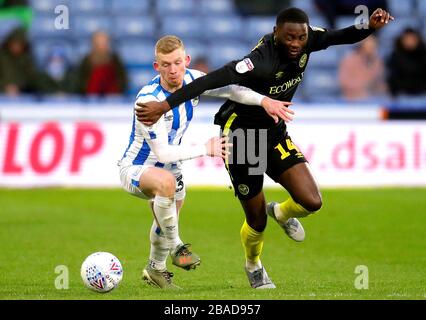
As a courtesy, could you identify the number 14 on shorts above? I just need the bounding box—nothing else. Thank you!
[275,139,303,160]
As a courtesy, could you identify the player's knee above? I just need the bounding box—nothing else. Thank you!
[302,194,322,213]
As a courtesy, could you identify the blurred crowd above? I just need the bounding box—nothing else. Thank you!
[339,29,426,100]
[0,0,425,101]
[0,26,128,96]
[0,27,129,96]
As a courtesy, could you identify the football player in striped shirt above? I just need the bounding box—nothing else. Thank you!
[118,35,295,289]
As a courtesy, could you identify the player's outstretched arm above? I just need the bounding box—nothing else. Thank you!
[136,67,235,125]
[150,136,231,162]
[203,85,295,124]
[134,96,230,162]
[312,8,394,50]
[138,113,231,163]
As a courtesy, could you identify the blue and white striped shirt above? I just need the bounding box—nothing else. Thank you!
[120,68,204,170]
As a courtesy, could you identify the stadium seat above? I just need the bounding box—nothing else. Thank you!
[0,19,23,42]
[29,15,70,39]
[117,39,157,66]
[156,0,196,15]
[32,38,75,67]
[423,24,426,40]
[75,39,92,62]
[294,79,308,101]
[290,0,321,16]
[74,38,127,65]
[72,15,111,38]
[207,41,250,69]
[69,0,106,14]
[184,40,208,61]
[41,95,83,103]
[112,15,156,39]
[311,94,344,103]
[335,16,361,30]
[159,16,202,39]
[244,16,275,44]
[0,94,39,104]
[417,0,426,18]
[102,95,131,104]
[127,67,158,95]
[377,17,421,44]
[309,16,329,29]
[204,16,243,40]
[82,94,129,104]
[303,67,339,97]
[110,0,151,14]
[29,0,71,14]
[199,0,236,15]
[393,94,426,105]
[377,41,393,60]
[309,46,342,68]
[388,0,414,17]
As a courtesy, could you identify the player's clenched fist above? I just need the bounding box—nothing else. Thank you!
[135,100,170,126]
[369,8,394,30]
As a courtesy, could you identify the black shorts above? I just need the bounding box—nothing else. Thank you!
[221,113,307,200]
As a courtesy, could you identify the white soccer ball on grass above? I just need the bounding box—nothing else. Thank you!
[80,252,123,293]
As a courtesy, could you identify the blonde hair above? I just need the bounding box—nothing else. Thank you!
[155,35,185,58]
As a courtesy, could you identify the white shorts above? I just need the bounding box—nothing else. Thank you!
[119,164,186,201]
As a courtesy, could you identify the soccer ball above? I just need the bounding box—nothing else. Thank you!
[80,252,123,293]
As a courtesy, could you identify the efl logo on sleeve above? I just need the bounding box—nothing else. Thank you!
[236,58,254,74]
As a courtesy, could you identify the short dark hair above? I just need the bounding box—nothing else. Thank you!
[276,7,309,26]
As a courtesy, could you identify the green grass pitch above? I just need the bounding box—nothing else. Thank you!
[0,187,425,300]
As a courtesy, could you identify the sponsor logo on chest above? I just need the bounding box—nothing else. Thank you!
[269,72,304,95]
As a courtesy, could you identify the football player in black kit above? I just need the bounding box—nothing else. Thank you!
[136,7,394,289]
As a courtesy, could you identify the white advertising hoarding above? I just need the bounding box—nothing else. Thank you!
[183,121,426,187]
[0,104,425,188]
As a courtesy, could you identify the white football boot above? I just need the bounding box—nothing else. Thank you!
[245,266,276,289]
[267,202,305,242]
